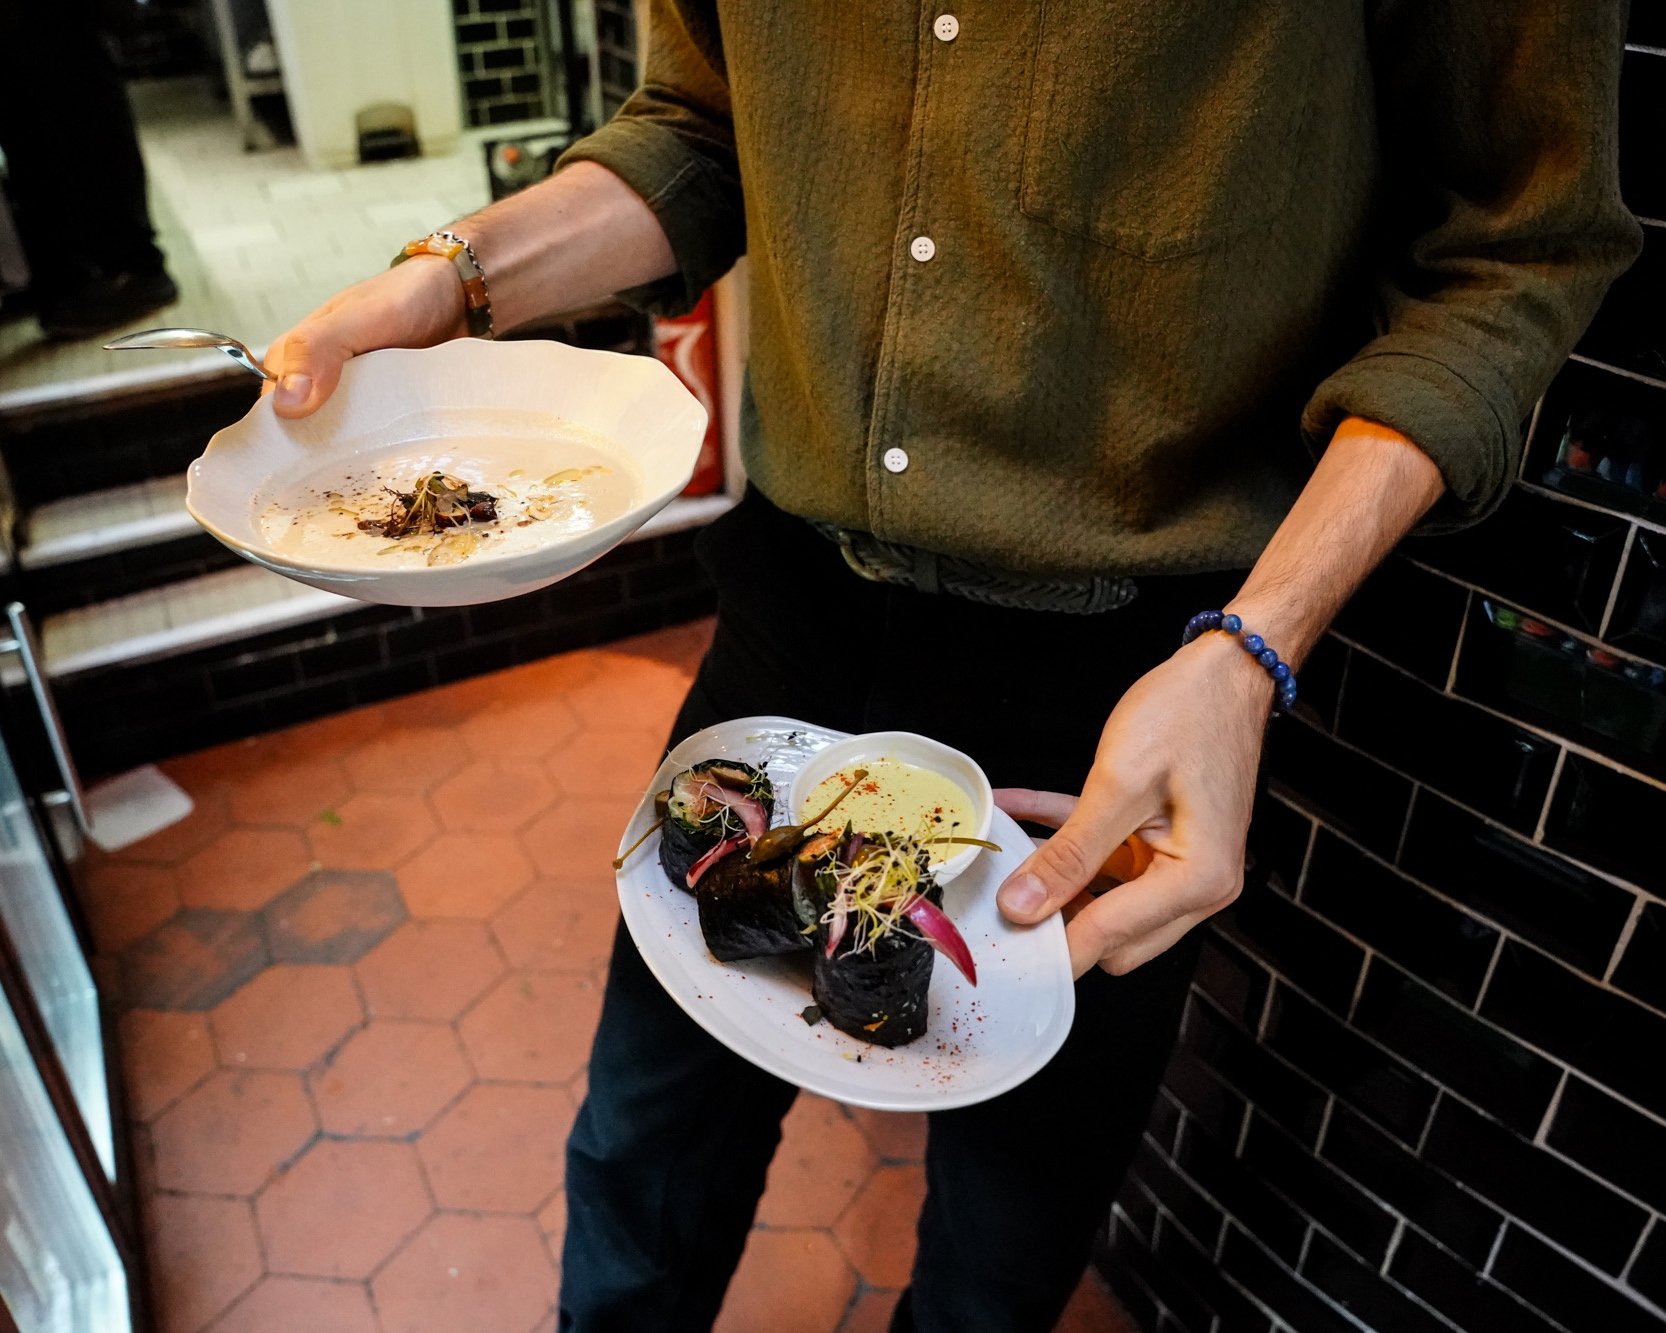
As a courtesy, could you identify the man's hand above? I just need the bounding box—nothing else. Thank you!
[260,160,679,420]
[993,416,1447,976]
[264,259,466,418]
[995,631,1270,977]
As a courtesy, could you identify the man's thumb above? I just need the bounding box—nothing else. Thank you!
[996,822,1117,924]
[273,370,314,414]
[267,330,346,418]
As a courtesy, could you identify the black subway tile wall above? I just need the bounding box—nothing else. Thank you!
[1101,39,1666,1331]
[451,0,548,128]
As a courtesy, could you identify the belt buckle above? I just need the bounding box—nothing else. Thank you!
[836,531,894,584]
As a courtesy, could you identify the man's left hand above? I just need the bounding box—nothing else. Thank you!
[994,630,1272,977]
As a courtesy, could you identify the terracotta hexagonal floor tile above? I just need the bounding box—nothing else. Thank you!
[458,971,603,1084]
[562,653,692,731]
[272,703,391,760]
[209,964,363,1070]
[209,1277,378,1333]
[121,908,269,1012]
[521,798,639,884]
[263,870,406,964]
[500,647,602,698]
[371,1214,558,1333]
[838,1288,901,1333]
[417,1083,576,1212]
[341,725,472,794]
[84,861,181,955]
[430,759,560,835]
[1057,1270,1137,1333]
[614,620,712,676]
[758,1096,878,1229]
[176,827,314,912]
[226,751,354,830]
[116,787,233,866]
[545,725,671,801]
[256,1139,432,1279]
[538,1190,567,1257]
[308,792,440,871]
[832,1164,925,1290]
[716,1230,858,1333]
[491,880,618,974]
[355,919,503,1021]
[119,1009,216,1122]
[309,1020,471,1137]
[844,1106,929,1164]
[145,1192,262,1333]
[459,693,583,763]
[163,736,266,790]
[151,1068,316,1195]
[397,831,534,919]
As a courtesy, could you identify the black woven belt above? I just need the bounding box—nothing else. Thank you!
[806,519,1138,615]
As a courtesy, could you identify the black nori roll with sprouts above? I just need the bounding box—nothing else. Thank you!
[803,833,976,1048]
[696,831,841,962]
[657,759,774,892]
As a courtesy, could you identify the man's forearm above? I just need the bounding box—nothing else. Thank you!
[458,161,678,332]
[1221,417,1448,673]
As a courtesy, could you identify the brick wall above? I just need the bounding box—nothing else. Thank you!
[452,0,549,127]
[1100,18,1666,1333]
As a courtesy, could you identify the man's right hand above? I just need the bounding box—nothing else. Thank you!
[264,257,466,418]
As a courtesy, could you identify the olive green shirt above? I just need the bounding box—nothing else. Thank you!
[559,2,1639,577]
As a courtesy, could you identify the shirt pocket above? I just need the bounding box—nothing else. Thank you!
[1020,0,1319,261]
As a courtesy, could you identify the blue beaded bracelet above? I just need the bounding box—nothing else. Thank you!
[1182,610,1299,713]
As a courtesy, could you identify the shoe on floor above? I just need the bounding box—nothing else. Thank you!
[37,267,179,340]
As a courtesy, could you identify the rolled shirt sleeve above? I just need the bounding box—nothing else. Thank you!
[554,0,741,316]
[1302,0,1642,529]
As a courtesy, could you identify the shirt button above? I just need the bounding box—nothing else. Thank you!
[883,447,910,474]
[933,14,959,41]
[909,235,936,262]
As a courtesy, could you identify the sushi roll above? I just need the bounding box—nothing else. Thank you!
[658,759,774,892]
[803,833,977,1048]
[693,829,837,961]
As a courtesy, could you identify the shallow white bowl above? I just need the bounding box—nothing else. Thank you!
[186,339,708,607]
[786,730,995,885]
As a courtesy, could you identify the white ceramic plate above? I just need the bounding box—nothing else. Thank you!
[187,340,707,607]
[614,716,1075,1112]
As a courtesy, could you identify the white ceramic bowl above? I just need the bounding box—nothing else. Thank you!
[186,339,708,607]
[786,730,995,885]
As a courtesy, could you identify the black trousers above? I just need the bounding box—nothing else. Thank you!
[559,489,1243,1331]
[0,1,164,288]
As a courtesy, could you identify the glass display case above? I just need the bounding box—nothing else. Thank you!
[0,601,139,1331]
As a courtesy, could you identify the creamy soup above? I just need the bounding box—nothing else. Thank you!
[255,428,635,569]
[800,757,975,864]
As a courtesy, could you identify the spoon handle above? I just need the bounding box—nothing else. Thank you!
[219,344,277,382]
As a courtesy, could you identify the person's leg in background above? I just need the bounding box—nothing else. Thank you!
[561,486,1243,1330]
[0,0,176,337]
[560,493,900,1331]
[858,565,1244,1333]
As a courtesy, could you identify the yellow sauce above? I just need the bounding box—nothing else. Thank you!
[800,757,974,864]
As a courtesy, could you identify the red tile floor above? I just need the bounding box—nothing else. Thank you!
[86,619,1134,1332]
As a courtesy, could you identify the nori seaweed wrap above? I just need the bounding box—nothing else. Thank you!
[696,853,809,961]
[814,910,938,1047]
[802,834,970,1048]
[657,759,774,892]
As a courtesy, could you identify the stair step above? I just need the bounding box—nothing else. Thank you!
[41,565,353,679]
[33,492,733,679]
[21,475,197,568]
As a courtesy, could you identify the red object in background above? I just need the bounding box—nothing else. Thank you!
[653,291,724,496]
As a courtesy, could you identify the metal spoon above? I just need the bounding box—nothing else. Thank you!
[103,327,275,382]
